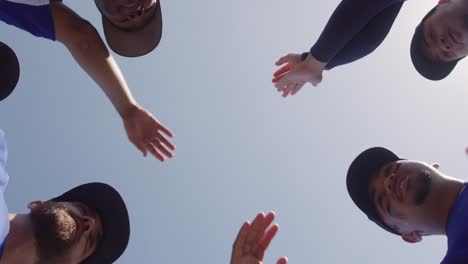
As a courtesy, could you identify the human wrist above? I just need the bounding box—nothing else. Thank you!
[118,101,140,119]
[303,53,327,71]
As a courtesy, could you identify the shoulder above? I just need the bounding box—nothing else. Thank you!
[441,256,468,264]
[0,0,63,40]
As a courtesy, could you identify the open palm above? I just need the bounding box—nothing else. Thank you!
[231,212,288,264]
[273,53,326,97]
[123,105,175,161]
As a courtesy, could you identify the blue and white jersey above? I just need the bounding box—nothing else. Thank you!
[0,0,58,40]
[0,130,10,257]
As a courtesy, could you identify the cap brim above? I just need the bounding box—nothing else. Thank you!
[0,41,19,101]
[346,147,401,235]
[102,1,162,57]
[52,182,130,264]
[411,24,460,81]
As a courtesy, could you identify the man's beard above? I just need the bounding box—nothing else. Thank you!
[30,201,77,264]
[413,170,432,206]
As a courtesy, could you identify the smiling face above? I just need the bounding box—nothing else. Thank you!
[94,0,158,30]
[29,201,103,264]
[421,0,468,61]
[368,161,442,242]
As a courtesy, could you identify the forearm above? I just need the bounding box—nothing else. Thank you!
[50,2,137,117]
[323,2,403,70]
[64,31,138,117]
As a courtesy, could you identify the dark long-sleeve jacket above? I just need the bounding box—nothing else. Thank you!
[305,0,406,70]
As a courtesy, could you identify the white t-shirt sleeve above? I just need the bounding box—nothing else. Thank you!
[0,130,10,190]
[0,130,10,247]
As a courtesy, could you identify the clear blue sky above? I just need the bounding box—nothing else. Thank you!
[1,0,467,263]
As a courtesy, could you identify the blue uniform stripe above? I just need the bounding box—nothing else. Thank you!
[0,238,6,258]
[0,0,56,40]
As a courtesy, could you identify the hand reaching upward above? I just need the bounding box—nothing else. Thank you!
[273,53,327,98]
[231,212,288,264]
[122,105,175,162]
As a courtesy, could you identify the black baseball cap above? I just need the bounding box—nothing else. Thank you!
[0,41,19,101]
[346,147,402,235]
[410,6,463,81]
[52,182,130,264]
[99,0,163,57]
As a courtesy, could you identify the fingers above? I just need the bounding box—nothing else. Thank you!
[274,70,303,97]
[253,212,277,259]
[273,54,300,85]
[277,257,288,264]
[152,140,173,158]
[244,212,266,253]
[145,138,175,162]
[282,83,297,98]
[150,124,176,161]
[275,54,295,66]
[246,212,276,256]
[146,143,165,162]
[274,77,292,91]
[123,107,176,161]
[233,212,282,264]
[256,224,279,259]
[156,133,176,151]
[232,221,251,261]
[273,64,294,80]
[277,81,304,98]
[158,123,174,138]
[143,123,176,161]
[290,83,304,96]
[136,143,148,157]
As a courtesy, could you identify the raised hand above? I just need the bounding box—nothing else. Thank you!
[231,212,288,264]
[273,53,327,97]
[122,105,175,162]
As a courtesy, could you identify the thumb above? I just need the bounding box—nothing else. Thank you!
[276,54,293,65]
[277,256,288,264]
[136,143,147,157]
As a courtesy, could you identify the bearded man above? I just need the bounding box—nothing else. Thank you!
[0,130,130,263]
[347,147,468,263]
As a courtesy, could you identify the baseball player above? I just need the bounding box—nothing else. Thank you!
[273,0,468,97]
[0,130,130,263]
[0,0,174,161]
[347,147,468,263]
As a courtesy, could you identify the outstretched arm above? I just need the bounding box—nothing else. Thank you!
[308,0,403,64]
[50,2,175,161]
[273,0,404,97]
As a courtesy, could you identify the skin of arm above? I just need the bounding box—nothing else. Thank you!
[49,1,175,161]
[50,1,136,117]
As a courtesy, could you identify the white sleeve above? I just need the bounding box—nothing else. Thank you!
[0,130,10,189]
[3,0,51,6]
[0,130,6,169]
